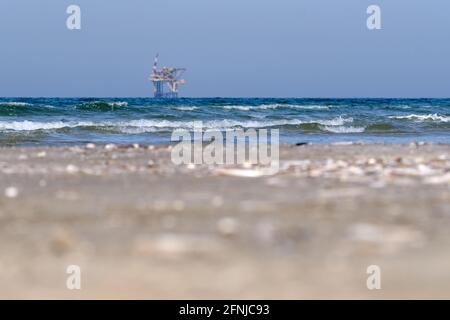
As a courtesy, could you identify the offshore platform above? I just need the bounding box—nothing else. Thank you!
[149,54,186,98]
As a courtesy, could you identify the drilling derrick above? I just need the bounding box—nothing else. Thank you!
[150,54,186,98]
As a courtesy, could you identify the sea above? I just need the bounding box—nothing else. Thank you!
[0,98,449,146]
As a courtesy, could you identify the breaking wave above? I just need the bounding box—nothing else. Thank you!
[221,104,331,111]
[76,101,128,109]
[321,126,365,133]
[108,101,128,107]
[0,116,354,133]
[0,120,95,131]
[0,102,33,107]
[118,116,353,131]
[389,114,450,122]
[174,106,199,111]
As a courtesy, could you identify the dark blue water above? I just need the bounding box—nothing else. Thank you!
[0,98,449,146]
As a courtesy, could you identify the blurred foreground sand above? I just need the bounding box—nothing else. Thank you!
[0,143,449,299]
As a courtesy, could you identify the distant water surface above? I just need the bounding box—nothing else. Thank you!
[0,98,449,146]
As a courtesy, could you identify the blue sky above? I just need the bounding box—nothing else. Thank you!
[0,0,449,97]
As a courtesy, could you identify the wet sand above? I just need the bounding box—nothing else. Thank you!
[0,143,449,299]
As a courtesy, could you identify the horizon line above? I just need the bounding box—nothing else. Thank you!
[1,96,450,100]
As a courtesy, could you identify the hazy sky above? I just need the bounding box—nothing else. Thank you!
[0,0,449,97]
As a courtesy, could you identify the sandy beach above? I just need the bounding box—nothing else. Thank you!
[0,143,449,299]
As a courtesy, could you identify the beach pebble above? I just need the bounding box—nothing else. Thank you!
[147,160,155,168]
[105,144,117,151]
[346,166,364,176]
[414,157,425,164]
[66,164,79,174]
[133,234,197,257]
[85,143,96,149]
[186,163,196,170]
[36,151,47,158]
[417,164,434,175]
[132,143,140,149]
[149,235,187,255]
[215,168,271,178]
[49,228,75,256]
[424,173,450,185]
[217,217,239,236]
[4,187,19,198]
[242,161,253,169]
[124,164,137,172]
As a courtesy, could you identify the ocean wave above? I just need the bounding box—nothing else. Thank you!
[316,116,353,126]
[221,104,331,111]
[0,102,33,106]
[0,116,353,132]
[108,101,128,107]
[77,101,128,109]
[320,126,365,133]
[389,114,450,122]
[120,116,352,130]
[116,127,162,134]
[174,106,199,111]
[0,120,95,131]
[365,123,396,132]
[119,119,303,129]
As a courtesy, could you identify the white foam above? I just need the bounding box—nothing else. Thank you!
[321,126,365,133]
[82,101,128,107]
[0,116,354,133]
[389,114,450,122]
[107,102,128,107]
[175,107,198,111]
[119,117,351,130]
[316,116,353,126]
[221,104,331,111]
[222,105,253,111]
[0,121,95,131]
[0,102,32,106]
[117,127,161,134]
